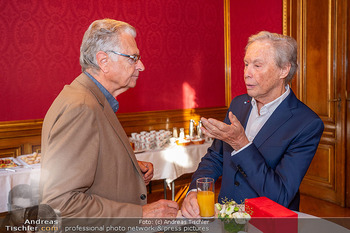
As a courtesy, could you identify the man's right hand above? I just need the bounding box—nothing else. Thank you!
[142,199,179,218]
[180,191,200,218]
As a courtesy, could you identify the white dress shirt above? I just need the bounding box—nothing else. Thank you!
[231,85,290,156]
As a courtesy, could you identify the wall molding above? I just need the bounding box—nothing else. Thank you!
[0,119,43,139]
[0,107,228,157]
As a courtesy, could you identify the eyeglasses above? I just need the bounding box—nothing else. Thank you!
[106,50,141,64]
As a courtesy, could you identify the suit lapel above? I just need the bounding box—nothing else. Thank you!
[253,91,297,148]
[241,98,253,129]
[76,73,144,178]
[233,95,252,129]
[104,107,140,164]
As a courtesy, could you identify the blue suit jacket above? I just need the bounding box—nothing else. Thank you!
[190,90,324,210]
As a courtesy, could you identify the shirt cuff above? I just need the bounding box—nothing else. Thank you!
[231,142,252,156]
[187,189,197,197]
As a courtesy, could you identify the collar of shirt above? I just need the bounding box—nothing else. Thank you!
[245,85,290,142]
[84,71,119,113]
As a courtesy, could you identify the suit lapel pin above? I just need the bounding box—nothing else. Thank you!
[244,100,250,104]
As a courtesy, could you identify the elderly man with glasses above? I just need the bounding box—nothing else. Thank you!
[40,19,178,218]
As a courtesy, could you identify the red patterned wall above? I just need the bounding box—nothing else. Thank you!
[230,0,283,98]
[0,0,281,122]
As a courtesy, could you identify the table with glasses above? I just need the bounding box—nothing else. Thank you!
[0,142,210,213]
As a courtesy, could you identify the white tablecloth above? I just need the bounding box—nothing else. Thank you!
[135,142,210,185]
[0,166,40,213]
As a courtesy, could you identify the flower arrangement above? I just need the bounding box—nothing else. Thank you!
[215,200,251,233]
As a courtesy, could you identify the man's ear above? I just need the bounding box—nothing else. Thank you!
[96,51,109,73]
[280,63,291,79]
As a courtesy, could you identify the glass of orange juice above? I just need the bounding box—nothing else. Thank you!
[196,177,215,218]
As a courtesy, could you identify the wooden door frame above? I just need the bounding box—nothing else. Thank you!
[283,0,348,207]
[346,0,350,208]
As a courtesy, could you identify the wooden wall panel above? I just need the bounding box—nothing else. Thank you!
[0,120,42,158]
[303,144,335,189]
[0,147,22,159]
[304,0,333,117]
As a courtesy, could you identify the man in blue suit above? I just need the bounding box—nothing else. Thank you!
[181,31,324,217]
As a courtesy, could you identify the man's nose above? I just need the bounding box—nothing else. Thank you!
[136,60,145,71]
[244,66,251,79]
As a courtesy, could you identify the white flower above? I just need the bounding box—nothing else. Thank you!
[225,205,235,215]
[215,203,222,211]
[232,212,250,225]
[219,205,226,214]
[243,213,251,221]
[216,201,251,225]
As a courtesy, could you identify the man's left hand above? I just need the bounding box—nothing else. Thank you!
[137,161,154,185]
[201,112,249,151]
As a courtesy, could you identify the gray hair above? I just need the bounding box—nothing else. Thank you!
[79,19,136,72]
[245,31,298,84]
